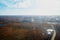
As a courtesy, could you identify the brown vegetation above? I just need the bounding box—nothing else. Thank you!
[0,22,50,40]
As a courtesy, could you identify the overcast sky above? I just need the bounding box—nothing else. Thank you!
[0,0,59,15]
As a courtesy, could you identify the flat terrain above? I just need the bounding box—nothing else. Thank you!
[0,16,60,40]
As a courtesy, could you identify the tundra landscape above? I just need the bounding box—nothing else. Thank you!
[0,16,60,40]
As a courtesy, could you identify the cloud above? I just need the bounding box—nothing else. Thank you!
[0,0,59,15]
[0,0,33,9]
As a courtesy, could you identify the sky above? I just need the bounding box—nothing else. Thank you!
[0,0,59,15]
